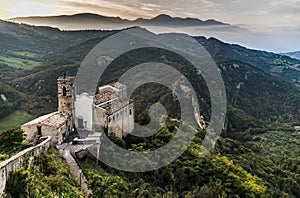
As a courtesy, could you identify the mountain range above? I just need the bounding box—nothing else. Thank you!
[0,19,299,126]
[8,13,240,31]
[282,51,300,60]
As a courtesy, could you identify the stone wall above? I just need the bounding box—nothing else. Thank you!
[94,103,134,138]
[0,136,52,196]
[22,115,72,145]
[107,103,134,138]
[21,123,38,142]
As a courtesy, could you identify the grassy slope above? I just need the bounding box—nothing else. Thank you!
[0,111,34,130]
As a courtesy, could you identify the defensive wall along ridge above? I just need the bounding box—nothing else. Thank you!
[0,136,52,196]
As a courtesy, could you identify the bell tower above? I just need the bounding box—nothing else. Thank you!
[57,74,75,112]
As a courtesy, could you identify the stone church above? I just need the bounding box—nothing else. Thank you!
[93,82,134,138]
[22,76,74,144]
[22,75,134,144]
[74,82,134,138]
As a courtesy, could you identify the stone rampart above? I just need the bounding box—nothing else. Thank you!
[0,136,52,196]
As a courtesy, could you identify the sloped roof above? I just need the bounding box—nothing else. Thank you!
[94,91,117,105]
[102,100,130,114]
[109,82,125,89]
[22,111,70,128]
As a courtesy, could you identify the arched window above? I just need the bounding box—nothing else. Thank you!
[62,86,67,96]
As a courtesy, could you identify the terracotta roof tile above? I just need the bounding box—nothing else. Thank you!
[94,91,118,105]
[22,111,70,128]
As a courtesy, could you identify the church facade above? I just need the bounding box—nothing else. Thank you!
[74,82,134,138]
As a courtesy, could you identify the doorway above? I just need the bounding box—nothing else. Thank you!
[37,126,42,136]
[78,118,84,129]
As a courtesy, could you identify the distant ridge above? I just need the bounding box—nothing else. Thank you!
[132,14,228,26]
[8,13,232,30]
[281,51,300,60]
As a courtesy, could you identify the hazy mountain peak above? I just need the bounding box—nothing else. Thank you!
[152,14,173,20]
[133,14,227,26]
[281,51,300,60]
[9,13,231,30]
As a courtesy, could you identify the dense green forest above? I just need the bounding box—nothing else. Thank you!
[3,126,300,197]
[0,20,300,197]
[77,127,300,197]
[196,37,300,85]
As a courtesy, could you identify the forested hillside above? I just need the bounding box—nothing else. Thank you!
[7,35,300,133]
[1,20,299,124]
[196,37,300,85]
[0,20,300,197]
[0,20,115,124]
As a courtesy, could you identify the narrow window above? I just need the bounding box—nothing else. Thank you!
[63,86,67,96]
[129,109,132,115]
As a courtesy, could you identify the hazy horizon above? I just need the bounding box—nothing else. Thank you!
[1,0,299,53]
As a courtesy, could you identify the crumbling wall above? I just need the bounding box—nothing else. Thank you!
[0,136,52,196]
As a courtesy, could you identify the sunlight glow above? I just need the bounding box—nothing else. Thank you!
[2,0,61,19]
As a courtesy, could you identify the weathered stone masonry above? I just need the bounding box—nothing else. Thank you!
[0,136,52,197]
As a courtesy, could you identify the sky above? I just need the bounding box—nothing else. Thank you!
[0,0,299,52]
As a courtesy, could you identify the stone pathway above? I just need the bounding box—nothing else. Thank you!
[56,144,92,196]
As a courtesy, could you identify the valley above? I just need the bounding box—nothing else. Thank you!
[0,19,299,197]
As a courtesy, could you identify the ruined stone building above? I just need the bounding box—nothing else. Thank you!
[75,82,134,138]
[22,76,134,144]
[21,111,73,144]
[93,83,134,138]
[22,76,75,144]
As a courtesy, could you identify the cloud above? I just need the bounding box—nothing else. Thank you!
[59,0,152,19]
[201,0,218,8]
[141,3,161,8]
[57,0,176,19]
[140,3,161,11]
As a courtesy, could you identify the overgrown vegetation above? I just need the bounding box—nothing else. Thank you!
[0,128,30,161]
[77,125,300,197]
[4,148,84,197]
